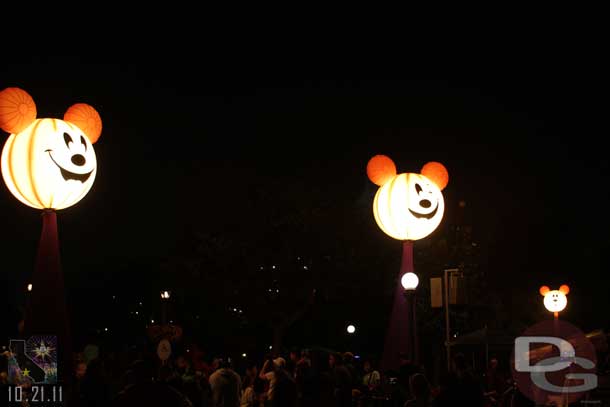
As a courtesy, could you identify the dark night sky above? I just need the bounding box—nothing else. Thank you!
[1,56,608,343]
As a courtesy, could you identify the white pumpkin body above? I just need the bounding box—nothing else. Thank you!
[372,173,444,240]
[1,118,97,210]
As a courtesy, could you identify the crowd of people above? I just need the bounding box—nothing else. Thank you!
[3,341,609,406]
[1,338,527,407]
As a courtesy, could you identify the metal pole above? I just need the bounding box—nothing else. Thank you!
[444,268,459,372]
[444,269,450,372]
[411,289,420,368]
[404,289,417,364]
[485,342,489,368]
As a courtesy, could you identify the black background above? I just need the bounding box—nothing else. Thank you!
[1,56,608,356]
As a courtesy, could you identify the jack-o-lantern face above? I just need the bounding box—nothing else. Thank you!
[45,122,96,183]
[406,174,443,220]
[540,285,569,313]
[367,156,448,241]
[0,88,102,210]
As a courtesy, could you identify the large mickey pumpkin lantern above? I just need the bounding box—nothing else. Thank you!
[368,155,448,240]
[368,155,449,372]
[1,87,100,209]
[0,87,102,384]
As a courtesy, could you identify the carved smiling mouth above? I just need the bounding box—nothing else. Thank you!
[45,150,93,183]
[409,204,439,219]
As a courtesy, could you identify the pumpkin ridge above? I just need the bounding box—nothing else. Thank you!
[27,119,46,207]
[5,134,37,208]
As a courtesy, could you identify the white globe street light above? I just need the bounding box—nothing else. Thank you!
[401,272,419,291]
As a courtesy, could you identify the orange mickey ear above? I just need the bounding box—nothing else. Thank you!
[64,103,102,144]
[539,286,550,296]
[0,87,37,134]
[367,155,397,186]
[559,285,570,295]
[421,161,449,190]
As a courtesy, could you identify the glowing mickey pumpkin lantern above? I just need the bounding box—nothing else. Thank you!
[0,88,101,210]
[368,155,448,241]
[540,285,569,314]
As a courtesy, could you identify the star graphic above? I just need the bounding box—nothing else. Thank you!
[33,340,54,360]
[23,368,30,377]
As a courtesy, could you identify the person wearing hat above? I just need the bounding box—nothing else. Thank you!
[259,355,296,406]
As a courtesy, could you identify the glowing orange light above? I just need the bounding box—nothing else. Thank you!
[0,87,37,134]
[420,161,449,190]
[367,155,397,186]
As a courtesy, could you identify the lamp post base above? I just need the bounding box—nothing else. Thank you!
[381,240,417,373]
[23,210,72,386]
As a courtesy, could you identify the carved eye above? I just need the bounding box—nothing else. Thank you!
[80,135,87,152]
[415,183,423,194]
[64,132,73,148]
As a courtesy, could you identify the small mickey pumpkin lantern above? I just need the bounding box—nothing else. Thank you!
[0,87,101,210]
[368,155,448,241]
[539,285,570,315]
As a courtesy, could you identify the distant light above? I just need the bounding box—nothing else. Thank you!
[170,320,173,324]
[27,284,32,292]
[139,302,143,306]
[347,325,356,334]
[135,311,139,315]
[242,353,247,358]
[276,289,279,293]
[269,345,273,350]
[233,308,237,312]
[104,327,108,332]
[161,291,171,299]
[401,272,419,290]
[272,265,276,269]
[187,349,190,353]
[303,266,308,270]
[151,319,155,324]
[541,285,569,313]
[355,355,361,359]
[112,295,116,300]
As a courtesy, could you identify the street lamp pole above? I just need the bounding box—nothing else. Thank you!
[403,289,417,364]
[401,272,419,364]
[444,268,460,372]
[160,291,171,325]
